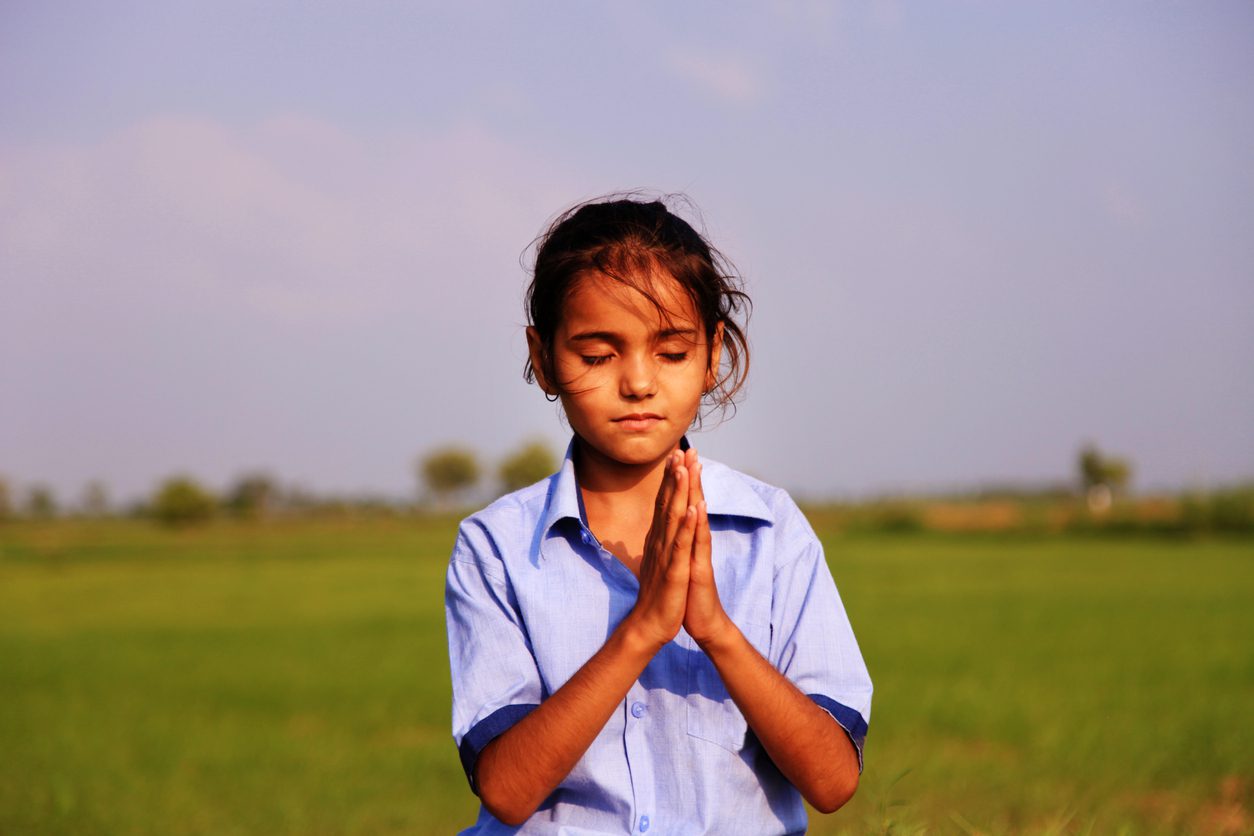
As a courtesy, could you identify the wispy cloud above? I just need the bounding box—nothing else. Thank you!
[665,50,765,106]
[0,114,578,498]
[0,114,572,327]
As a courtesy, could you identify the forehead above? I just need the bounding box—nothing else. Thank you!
[561,269,699,333]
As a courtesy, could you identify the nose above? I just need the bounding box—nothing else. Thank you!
[619,352,657,400]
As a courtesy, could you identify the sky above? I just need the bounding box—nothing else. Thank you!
[2,1,1252,506]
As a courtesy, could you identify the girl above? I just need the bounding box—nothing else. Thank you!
[445,196,872,834]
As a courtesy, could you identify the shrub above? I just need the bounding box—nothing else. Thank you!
[151,476,216,526]
[499,439,558,493]
[419,446,480,505]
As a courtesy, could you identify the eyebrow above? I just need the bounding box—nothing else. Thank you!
[658,328,698,339]
[568,328,698,342]
[569,330,618,342]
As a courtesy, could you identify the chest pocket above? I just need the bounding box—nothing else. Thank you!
[685,620,771,752]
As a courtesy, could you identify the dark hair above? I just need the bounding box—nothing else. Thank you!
[524,193,751,423]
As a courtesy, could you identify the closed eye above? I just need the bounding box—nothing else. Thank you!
[660,352,688,363]
[581,355,613,366]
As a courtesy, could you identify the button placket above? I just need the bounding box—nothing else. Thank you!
[623,686,654,836]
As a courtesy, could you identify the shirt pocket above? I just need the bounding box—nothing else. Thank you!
[685,619,771,753]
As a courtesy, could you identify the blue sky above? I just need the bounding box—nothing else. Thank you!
[2,2,1252,504]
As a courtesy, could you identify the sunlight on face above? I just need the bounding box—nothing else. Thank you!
[541,269,721,470]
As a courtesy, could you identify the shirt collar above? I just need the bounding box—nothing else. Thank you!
[539,436,775,537]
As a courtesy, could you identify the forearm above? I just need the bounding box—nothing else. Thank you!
[700,623,861,814]
[475,615,660,826]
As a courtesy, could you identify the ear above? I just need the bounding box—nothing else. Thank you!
[705,321,724,393]
[526,326,558,396]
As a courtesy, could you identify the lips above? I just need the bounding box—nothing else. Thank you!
[612,413,664,431]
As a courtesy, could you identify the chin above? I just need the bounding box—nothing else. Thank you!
[616,447,669,466]
[580,434,674,468]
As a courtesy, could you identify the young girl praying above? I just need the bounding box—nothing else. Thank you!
[445,195,872,834]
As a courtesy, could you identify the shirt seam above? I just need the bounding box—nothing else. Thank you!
[450,555,509,585]
[772,537,822,579]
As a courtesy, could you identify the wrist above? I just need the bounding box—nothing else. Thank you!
[616,611,670,659]
[693,614,741,656]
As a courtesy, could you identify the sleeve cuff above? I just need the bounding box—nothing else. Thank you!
[458,703,540,794]
[806,693,868,773]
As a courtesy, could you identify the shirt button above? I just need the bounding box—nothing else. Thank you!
[639,815,650,832]
[579,530,593,546]
[630,701,647,718]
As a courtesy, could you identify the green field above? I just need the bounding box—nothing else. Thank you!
[1,520,1250,835]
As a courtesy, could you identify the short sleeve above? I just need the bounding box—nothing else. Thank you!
[445,521,544,793]
[769,509,873,771]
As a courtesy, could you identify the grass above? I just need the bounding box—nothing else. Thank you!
[819,535,1253,835]
[1,519,1250,834]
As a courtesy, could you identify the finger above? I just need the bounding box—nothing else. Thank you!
[684,448,699,505]
[692,500,713,575]
[647,451,681,549]
[669,504,697,580]
[689,454,706,510]
[652,450,680,510]
[686,456,706,564]
[662,461,689,549]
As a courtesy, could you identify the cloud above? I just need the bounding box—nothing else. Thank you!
[0,114,573,328]
[665,50,765,106]
[0,114,579,499]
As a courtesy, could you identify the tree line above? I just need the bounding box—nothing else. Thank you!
[0,438,559,527]
[3,442,1249,534]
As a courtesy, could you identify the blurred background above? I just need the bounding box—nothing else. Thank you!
[2,3,1251,834]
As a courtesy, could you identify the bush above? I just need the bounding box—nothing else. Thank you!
[419,446,480,505]
[0,476,12,521]
[499,440,558,493]
[24,486,57,519]
[224,473,277,520]
[1179,488,1254,535]
[151,476,217,526]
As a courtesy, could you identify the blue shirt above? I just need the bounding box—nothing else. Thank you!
[445,440,872,834]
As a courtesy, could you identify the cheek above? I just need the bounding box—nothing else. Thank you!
[673,365,709,404]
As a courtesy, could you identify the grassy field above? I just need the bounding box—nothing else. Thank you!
[1,519,1250,835]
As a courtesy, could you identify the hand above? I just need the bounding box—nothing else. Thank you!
[627,450,697,650]
[682,449,733,647]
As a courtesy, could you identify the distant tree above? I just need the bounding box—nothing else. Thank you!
[499,439,559,493]
[281,485,321,515]
[1078,444,1133,512]
[25,485,57,519]
[1102,458,1131,494]
[1078,447,1104,492]
[224,473,278,519]
[151,476,216,526]
[0,476,12,521]
[80,480,110,517]
[420,446,480,505]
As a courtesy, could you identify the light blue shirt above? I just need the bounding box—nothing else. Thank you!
[445,440,872,834]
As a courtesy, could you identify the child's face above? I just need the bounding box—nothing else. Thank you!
[528,269,722,471]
